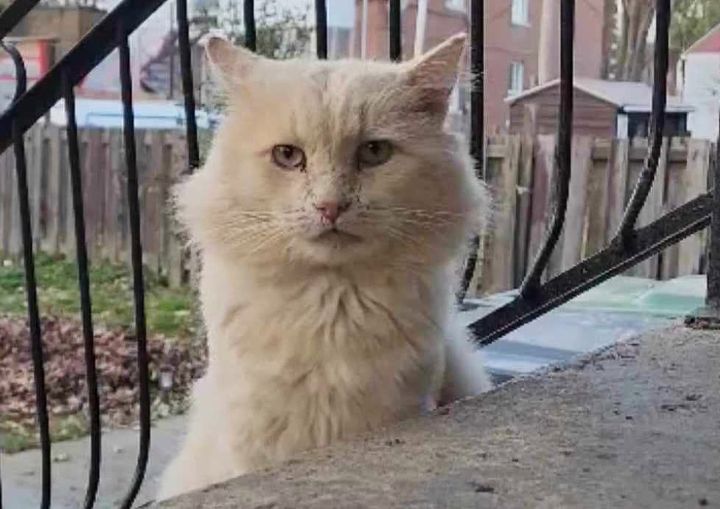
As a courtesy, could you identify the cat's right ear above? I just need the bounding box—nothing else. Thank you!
[204,36,259,87]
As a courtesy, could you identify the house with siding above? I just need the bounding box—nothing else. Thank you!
[677,23,720,141]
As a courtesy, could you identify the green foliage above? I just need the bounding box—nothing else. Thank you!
[195,0,312,60]
[0,252,196,338]
[671,0,720,51]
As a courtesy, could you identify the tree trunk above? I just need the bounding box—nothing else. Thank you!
[615,0,655,81]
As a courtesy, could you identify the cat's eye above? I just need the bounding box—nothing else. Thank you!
[357,140,393,168]
[271,145,306,171]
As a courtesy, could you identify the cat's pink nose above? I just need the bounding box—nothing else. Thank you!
[314,201,349,224]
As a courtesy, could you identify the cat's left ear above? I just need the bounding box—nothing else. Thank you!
[204,36,260,88]
[404,33,466,114]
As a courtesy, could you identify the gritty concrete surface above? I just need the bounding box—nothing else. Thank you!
[155,326,720,509]
[2,415,185,509]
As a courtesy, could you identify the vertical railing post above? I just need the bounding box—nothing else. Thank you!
[176,0,200,172]
[315,0,327,59]
[244,0,256,52]
[1,41,51,509]
[62,73,102,509]
[389,0,401,62]
[708,144,720,308]
[519,0,575,298]
[615,0,671,244]
[687,118,720,327]
[458,0,483,303]
[117,24,151,509]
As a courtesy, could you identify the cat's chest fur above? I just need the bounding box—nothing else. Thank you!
[199,252,450,456]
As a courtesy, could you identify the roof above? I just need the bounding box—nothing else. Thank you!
[3,36,58,43]
[683,22,720,55]
[505,78,693,113]
[46,98,217,130]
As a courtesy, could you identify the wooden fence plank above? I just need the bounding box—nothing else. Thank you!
[513,134,535,286]
[480,136,520,294]
[527,135,556,281]
[560,136,593,270]
[633,138,670,278]
[41,126,62,253]
[606,138,629,237]
[166,132,188,287]
[677,139,711,275]
[0,150,10,254]
[584,137,612,257]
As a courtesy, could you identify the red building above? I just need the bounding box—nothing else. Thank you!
[353,0,607,131]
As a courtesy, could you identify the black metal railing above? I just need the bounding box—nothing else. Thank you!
[0,0,715,507]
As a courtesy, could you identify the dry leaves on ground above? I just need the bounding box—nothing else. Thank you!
[0,315,206,435]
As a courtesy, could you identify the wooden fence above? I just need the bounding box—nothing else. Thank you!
[0,124,188,285]
[0,126,713,293]
[468,135,713,296]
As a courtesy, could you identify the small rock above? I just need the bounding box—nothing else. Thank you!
[112,445,124,454]
[470,481,495,494]
[685,394,703,402]
[698,498,708,506]
[511,457,519,463]
[625,415,633,420]
[52,452,70,463]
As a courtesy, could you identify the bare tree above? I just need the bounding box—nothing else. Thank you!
[614,0,656,81]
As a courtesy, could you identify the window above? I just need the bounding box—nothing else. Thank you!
[511,0,529,26]
[508,61,524,96]
[445,0,465,11]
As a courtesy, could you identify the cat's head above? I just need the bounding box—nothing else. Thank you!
[175,34,488,269]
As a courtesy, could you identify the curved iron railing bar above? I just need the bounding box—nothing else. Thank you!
[519,0,575,298]
[117,26,151,509]
[61,72,102,509]
[244,0,256,51]
[0,0,168,155]
[471,190,714,345]
[457,0,484,303]
[1,41,51,509]
[315,0,327,59]
[176,0,200,173]
[0,0,42,41]
[615,0,670,244]
[389,0,402,62]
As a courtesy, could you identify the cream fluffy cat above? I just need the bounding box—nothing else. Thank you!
[157,33,491,501]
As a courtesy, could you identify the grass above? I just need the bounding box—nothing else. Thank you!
[0,415,89,454]
[0,252,197,339]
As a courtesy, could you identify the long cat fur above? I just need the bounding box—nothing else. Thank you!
[157,33,492,501]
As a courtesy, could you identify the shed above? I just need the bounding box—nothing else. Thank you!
[506,78,693,138]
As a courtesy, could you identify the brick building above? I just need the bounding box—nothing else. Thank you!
[353,0,607,131]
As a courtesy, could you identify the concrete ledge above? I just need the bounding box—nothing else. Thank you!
[156,326,720,508]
